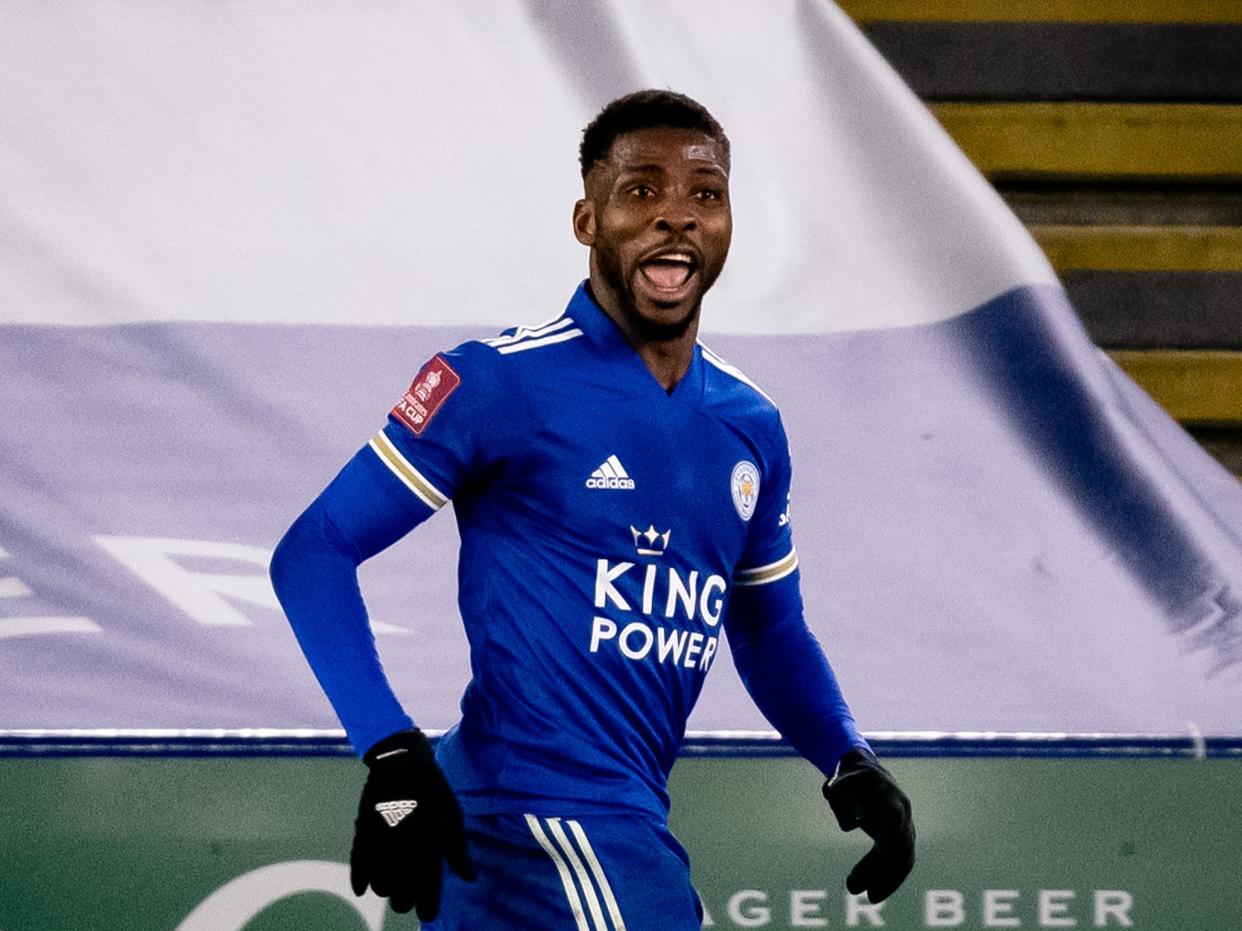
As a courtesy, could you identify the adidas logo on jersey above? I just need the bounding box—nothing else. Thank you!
[586,455,635,490]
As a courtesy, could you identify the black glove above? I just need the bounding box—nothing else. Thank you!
[823,748,915,903]
[349,729,476,918]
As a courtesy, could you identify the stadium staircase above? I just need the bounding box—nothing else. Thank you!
[841,0,1242,477]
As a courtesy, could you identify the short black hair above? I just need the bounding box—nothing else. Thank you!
[579,89,730,179]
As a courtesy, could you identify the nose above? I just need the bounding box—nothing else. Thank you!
[654,210,697,233]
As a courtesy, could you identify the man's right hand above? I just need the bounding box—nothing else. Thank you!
[349,729,476,919]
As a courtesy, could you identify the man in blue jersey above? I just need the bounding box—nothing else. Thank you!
[271,89,914,928]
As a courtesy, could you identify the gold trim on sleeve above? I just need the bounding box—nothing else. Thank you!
[733,548,799,586]
[367,432,449,510]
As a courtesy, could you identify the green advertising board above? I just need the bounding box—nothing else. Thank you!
[1,741,1238,930]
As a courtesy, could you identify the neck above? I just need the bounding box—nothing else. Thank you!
[586,276,699,392]
[635,332,698,392]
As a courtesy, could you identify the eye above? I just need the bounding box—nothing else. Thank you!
[696,188,724,202]
[628,184,655,199]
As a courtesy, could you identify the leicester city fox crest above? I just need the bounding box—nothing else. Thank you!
[731,460,759,521]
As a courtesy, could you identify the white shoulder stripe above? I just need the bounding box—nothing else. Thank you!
[698,342,776,405]
[482,315,576,347]
[496,328,584,354]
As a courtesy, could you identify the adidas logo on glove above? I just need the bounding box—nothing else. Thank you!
[375,800,418,827]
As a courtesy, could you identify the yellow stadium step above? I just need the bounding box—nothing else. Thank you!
[1109,350,1242,425]
[1030,225,1242,272]
[930,103,1242,179]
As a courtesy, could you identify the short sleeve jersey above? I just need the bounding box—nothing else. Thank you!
[370,283,798,817]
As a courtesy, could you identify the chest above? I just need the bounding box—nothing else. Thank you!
[498,390,759,576]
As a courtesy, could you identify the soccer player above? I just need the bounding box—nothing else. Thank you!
[270,89,915,929]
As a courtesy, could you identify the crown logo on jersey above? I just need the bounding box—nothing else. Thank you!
[631,525,671,557]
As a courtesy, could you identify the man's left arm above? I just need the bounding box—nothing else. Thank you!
[725,416,915,903]
[725,574,864,773]
[725,577,915,903]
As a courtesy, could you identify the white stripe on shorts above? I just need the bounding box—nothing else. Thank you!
[546,818,610,931]
[525,815,628,931]
[525,814,591,931]
[566,818,628,931]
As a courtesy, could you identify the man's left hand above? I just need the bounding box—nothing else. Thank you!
[822,748,915,903]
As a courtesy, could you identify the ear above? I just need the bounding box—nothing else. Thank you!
[572,198,596,247]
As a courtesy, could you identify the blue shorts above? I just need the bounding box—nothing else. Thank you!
[423,811,703,930]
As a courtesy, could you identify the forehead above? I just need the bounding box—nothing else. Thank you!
[602,126,729,177]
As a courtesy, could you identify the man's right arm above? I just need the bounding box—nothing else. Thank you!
[270,441,434,756]
[273,442,479,920]
[272,346,508,919]
[271,344,505,755]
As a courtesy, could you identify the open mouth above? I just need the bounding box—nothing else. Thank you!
[637,251,698,297]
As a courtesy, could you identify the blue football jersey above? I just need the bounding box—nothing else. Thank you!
[368,283,802,817]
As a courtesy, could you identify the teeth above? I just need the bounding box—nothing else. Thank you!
[650,253,692,264]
